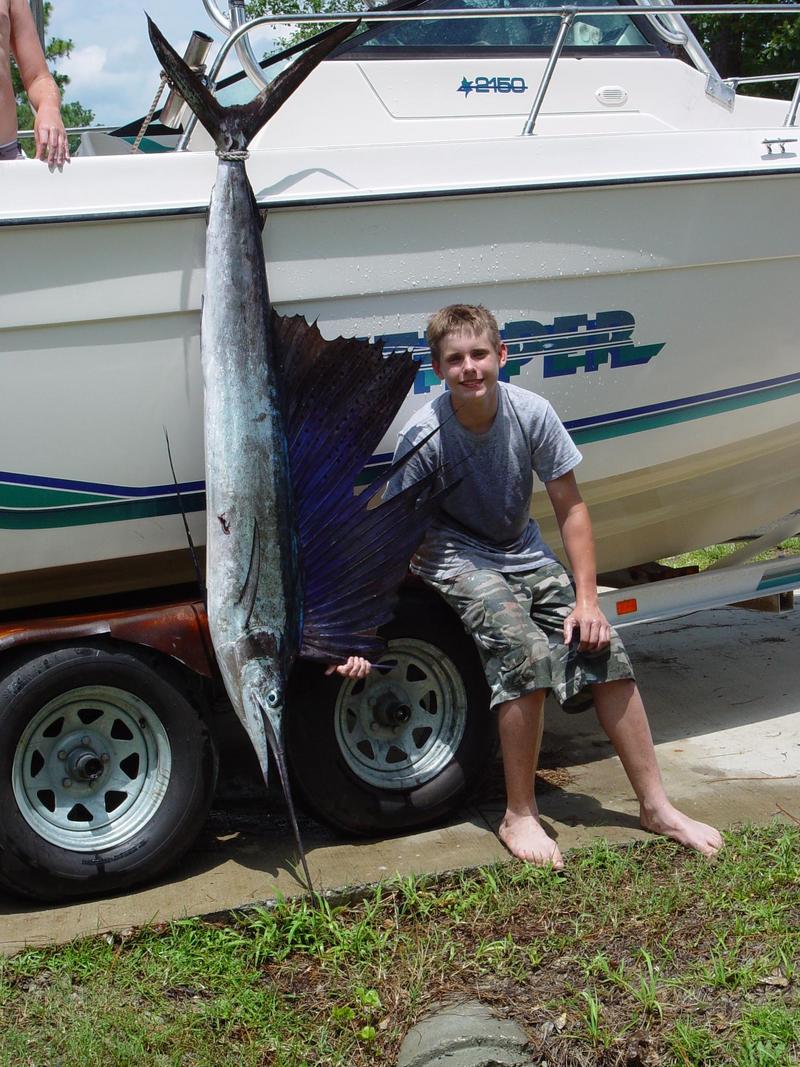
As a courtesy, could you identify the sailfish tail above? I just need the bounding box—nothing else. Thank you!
[146,15,356,154]
[242,682,315,893]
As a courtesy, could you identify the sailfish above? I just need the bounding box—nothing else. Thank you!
[148,18,448,889]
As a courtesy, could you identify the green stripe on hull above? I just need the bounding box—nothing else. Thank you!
[0,492,205,530]
[3,379,798,529]
[0,484,121,508]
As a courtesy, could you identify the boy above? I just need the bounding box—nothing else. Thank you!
[1,0,69,164]
[388,305,722,867]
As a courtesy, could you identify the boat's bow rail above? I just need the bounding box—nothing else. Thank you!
[20,2,800,158]
[177,1,800,150]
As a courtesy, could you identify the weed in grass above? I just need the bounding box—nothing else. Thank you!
[734,1003,800,1067]
[582,952,629,990]
[577,987,614,1050]
[525,941,545,969]
[631,948,664,1022]
[669,1019,721,1064]
[695,931,764,993]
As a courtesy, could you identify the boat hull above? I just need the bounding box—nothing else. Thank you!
[2,170,799,609]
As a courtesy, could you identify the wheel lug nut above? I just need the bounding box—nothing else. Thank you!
[101,753,110,763]
[57,750,67,760]
[81,736,91,746]
[62,778,72,789]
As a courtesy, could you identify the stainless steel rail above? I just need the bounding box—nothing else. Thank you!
[786,78,800,127]
[635,0,721,82]
[174,2,800,149]
[724,72,800,127]
[189,6,800,23]
[18,125,116,140]
[726,72,800,85]
[521,10,574,136]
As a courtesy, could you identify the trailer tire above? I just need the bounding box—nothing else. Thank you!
[286,592,493,835]
[0,643,217,902]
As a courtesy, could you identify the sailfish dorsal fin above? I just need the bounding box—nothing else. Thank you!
[272,313,449,661]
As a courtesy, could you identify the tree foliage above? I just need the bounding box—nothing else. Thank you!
[246,0,367,48]
[11,2,94,154]
[677,0,800,97]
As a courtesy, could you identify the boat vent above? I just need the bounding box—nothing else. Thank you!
[596,85,628,107]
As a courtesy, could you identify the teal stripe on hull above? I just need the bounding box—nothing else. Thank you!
[571,379,800,446]
[3,376,798,529]
[0,492,205,530]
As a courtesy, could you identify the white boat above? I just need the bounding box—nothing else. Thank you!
[4,0,800,900]
[2,0,800,611]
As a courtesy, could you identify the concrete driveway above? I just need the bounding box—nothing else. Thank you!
[2,602,798,956]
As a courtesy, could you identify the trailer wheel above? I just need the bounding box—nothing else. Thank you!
[286,592,493,835]
[0,644,217,901]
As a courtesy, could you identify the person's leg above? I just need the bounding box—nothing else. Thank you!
[425,570,562,866]
[591,679,723,856]
[497,688,564,868]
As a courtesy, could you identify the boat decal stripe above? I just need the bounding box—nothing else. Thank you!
[566,371,800,431]
[0,470,205,498]
[0,492,206,530]
[569,376,800,445]
[4,374,799,526]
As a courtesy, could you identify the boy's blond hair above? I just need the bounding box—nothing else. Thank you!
[426,305,502,364]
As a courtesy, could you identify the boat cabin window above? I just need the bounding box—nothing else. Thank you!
[212,0,662,108]
[336,0,659,55]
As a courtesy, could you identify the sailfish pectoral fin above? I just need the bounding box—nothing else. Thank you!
[243,685,314,894]
[235,520,262,629]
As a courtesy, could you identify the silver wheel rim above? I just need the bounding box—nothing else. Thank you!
[333,638,467,790]
[12,685,172,852]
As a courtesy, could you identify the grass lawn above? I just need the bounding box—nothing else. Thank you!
[662,538,800,571]
[0,824,797,1067]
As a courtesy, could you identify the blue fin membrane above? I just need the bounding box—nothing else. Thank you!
[272,313,451,662]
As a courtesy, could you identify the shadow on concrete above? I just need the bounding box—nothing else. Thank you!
[1,605,797,939]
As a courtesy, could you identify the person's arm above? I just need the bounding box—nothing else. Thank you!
[10,0,69,165]
[545,470,611,652]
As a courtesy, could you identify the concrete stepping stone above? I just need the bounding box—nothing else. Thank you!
[397,999,535,1067]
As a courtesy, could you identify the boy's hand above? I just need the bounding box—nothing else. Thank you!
[325,656,372,679]
[563,602,611,652]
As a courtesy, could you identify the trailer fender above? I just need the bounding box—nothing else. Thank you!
[0,601,214,679]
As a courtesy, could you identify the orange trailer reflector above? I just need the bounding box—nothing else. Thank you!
[616,598,638,615]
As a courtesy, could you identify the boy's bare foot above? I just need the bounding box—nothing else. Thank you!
[498,811,565,868]
[640,802,723,856]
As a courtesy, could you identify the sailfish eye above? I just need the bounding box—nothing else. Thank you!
[266,689,280,708]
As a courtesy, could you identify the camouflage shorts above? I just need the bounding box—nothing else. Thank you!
[425,562,634,712]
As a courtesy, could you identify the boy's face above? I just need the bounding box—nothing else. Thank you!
[432,329,508,407]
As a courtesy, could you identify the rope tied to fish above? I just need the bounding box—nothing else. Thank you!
[218,149,250,161]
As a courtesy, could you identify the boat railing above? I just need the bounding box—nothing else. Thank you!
[17,125,116,142]
[724,72,800,128]
[170,3,800,149]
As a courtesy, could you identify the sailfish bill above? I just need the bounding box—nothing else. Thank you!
[148,18,452,891]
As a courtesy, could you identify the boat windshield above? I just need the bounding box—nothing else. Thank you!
[337,0,657,53]
[213,0,660,107]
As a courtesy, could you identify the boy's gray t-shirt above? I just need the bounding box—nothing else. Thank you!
[388,382,582,580]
